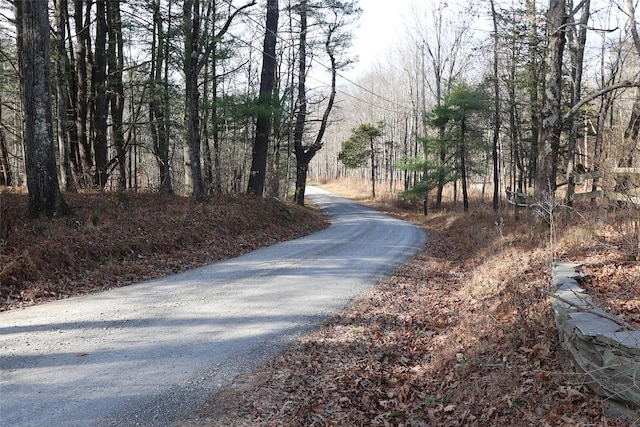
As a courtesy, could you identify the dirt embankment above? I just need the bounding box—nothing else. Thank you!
[0,190,327,311]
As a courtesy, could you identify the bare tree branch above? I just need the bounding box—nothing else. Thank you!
[541,289,633,329]
[562,80,640,123]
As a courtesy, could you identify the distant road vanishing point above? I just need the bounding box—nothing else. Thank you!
[0,186,426,426]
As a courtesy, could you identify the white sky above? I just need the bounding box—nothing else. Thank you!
[346,0,411,79]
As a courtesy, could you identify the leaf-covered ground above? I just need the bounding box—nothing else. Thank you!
[0,190,327,311]
[1,184,638,426]
[181,183,638,426]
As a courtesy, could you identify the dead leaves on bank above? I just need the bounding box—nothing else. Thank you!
[191,209,629,427]
[0,191,327,311]
[2,187,635,425]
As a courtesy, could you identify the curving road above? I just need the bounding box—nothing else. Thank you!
[0,187,426,426]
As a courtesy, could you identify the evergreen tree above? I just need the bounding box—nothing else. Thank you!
[426,83,491,212]
[339,122,384,198]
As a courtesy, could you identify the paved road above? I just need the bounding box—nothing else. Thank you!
[0,187,426,426]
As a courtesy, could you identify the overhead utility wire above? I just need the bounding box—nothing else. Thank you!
[221,26,409,115]
[219,0,414,113]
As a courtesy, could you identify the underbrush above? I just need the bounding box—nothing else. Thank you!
[318,178,639,326]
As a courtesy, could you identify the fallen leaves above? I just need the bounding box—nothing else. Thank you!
[179,201,635,426]
[2,186,637,426]
[0,191,327,311]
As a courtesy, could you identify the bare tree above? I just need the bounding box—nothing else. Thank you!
[489,0,501,211]
[0,90,12,186]
[93,0,108,188]
[292,0,360,206]
[535,0,567,198]
[55,0,75,192]
[409,0,476,207]
[74,0,93,186]
[107,0,126,189]
[247,0,279,196]
[183,0,205,199]
[149,0,173,193]
[564,0,590,210]
[15,0,67,217]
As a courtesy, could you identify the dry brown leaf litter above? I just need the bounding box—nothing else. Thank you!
[183,198,637,426]
[0,186,637,426]
[0,190,327,310]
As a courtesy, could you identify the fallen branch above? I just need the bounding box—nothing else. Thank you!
[541,288,632,329]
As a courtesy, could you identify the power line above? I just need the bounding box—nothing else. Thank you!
[218,0,414,113]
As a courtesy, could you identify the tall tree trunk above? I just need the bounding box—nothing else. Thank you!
[460,117,469,212]
[150,0,172,193]
[535,0,567,198]
[508,37,524,197]
[55,0,76,192]
[292,1,346,205]
[617,0,640,195]
[16,0,67,217]
[93,0,108,188]
[591,95,611,202]
[183,0,205,200]
[74,0,93,185]
[207,2,222,194]
[63,17,80,177]
[489,0,501,211]
[526,0,541,188]
[617,91,640,194]
[211,39,223,194]
[148,0,161,189]
[370,135,376,198]
[205,1,255,193]
[107,0,126,189]
[0,91,12,186]
[565,0,590,210]
[291,1,308,204]
[202,62,214,193]
[247,0,279,196]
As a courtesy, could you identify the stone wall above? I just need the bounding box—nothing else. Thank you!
[550,262,640,422]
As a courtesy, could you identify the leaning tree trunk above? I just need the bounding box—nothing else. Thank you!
[16,0,66,217]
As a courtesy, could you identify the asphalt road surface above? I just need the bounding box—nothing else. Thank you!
[0,186,426,426]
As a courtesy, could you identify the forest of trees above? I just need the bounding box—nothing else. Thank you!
[1,0,640,218]
[319,0,640,215]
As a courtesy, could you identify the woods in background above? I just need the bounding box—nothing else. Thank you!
[323,0,640,216]
[1,0,640,217]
